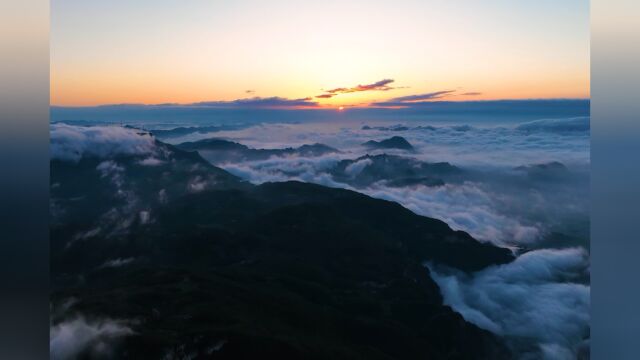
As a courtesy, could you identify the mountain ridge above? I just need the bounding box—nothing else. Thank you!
[50,131,514,359]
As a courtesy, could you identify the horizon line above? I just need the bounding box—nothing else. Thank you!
[51,97,591,109]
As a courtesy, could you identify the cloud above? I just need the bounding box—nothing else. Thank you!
[192,96,318,108]
[370,90,457,106]
[50,316,135,360]
[364,182,544,246]
[99,257,136,269]
[386,90,456,103]
[316,79,397,98]
[217,158,584,247]
[461,92,482,96]
[516,117,590,133]
[51,100,590,127]
[187,175,214,193]
[428,247,590,359]
[328,79,395,93]
[245,89,255,94]
[138,157,165,166]
[344,158,373,177]
[50,123,157,162]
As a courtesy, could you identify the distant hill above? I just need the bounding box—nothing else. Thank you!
[513,161,570,181]
[362,136,414,150]
[177,138,339,164]
[150,125,243,139]
[330,154,460,188]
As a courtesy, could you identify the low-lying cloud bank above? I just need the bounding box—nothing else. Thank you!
[50,120,589,247]
[516,117,590,133]
[169,118,590,169]
[428,247,590,359]
[50,316,134,360]
[206,119,589,246]
[223,155,587,246]
[51,99,589,125]
[51,123,157,162]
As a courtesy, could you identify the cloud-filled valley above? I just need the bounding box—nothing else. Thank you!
[429,247,590,359]
[160,117,590,358]
[162,118,589,247]
[49,112,590,359]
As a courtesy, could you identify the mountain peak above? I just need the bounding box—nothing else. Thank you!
[362,136,414,150]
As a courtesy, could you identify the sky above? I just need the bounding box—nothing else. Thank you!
[51,0,589,107]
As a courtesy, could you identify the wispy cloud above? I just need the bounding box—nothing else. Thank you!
[50,316,135,359]
[192,96,318,108]
[372,90,456,106]
[316,79,397,99]
[388,90,456,102]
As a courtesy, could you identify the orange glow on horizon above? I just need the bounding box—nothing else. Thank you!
[51,2,588,107]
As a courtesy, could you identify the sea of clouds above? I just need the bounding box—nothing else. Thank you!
[50,117,590,359]
[158,117,591,358]
[164,118,590,246]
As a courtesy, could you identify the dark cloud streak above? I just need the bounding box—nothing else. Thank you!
[192,96,318,108]
[385,90,456,103]
[316,79,397,99]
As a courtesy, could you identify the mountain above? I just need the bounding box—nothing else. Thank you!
[148,125,243,139]
[177,138,339,164]
[330,154,460,188]
[362,136,414,151]
[362,124,410,131]
[51,133,513,359]
[513,161,570,181]
[50,139,246,230]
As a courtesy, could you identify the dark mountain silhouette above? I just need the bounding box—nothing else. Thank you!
[362,124,410,131]
[51,136,513,359]
[362,136,414,151]
[330,154,461,188]
[177,138,339,164]
[513,161,570,181]
[149,125,243,139]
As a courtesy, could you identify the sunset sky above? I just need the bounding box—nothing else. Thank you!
[51,0,589,107]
